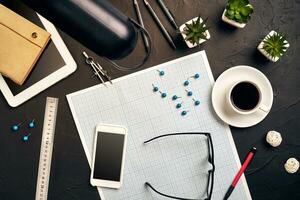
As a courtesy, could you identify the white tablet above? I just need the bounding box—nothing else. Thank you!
[0,4,76,107]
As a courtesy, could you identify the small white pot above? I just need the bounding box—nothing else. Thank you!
[257,30,290,62]
[179,17,210,48]
[221,9,246,28]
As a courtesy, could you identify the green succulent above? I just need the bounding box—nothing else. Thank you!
[263,32,288,59]
[182,17,209,45]
[225,0,253,23]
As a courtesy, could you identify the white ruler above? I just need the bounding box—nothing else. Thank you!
[35,97,59,200]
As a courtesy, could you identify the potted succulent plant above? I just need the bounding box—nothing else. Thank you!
[257,31,289,62]
[179,16,210,48]
[222,0,253,28]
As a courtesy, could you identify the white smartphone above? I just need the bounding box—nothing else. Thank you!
[90,123,127,189]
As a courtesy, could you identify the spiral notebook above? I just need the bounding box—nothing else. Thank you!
[67,51,252,200]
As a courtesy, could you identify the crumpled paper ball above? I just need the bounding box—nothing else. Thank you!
[284,158,299,174]
[266,130,282,147]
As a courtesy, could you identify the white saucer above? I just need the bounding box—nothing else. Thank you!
[212,66,273,128]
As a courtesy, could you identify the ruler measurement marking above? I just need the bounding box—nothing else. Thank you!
[35,97,58,200]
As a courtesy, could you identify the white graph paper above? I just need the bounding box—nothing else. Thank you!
[67,51,252,200]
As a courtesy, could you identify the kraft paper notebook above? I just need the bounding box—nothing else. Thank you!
[0,4,50,85]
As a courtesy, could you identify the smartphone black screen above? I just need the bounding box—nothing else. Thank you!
[93,132,125,181]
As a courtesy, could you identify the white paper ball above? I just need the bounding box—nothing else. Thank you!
[284,158,299,174]
[266,131,282,147]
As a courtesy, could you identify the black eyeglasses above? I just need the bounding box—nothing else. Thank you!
[143,132,215,200]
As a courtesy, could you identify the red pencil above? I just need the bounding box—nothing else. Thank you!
[223,147,257,200]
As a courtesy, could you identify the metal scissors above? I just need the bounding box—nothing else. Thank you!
[82,52,112,85]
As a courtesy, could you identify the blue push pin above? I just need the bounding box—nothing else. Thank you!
[193,99,200,106]
[152,84,159,92]
[28,119,35,128]
[11,123,22,132]
[193,73,200,79]
[22,133,31,142]
[183,80,189,86]
[186,89,193,97]
[172,95,181,101]
[157,70,165,76]
[159,91,167,98]
[181,110,189,116]
[176,102,183,109]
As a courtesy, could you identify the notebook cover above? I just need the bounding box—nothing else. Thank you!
[0,4,50,85]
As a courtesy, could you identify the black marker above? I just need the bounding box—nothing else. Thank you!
[143,0,176,49]
[157,0,178,29]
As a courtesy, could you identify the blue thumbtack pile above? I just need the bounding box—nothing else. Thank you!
[11,119,36,142]
[152,69,201,116]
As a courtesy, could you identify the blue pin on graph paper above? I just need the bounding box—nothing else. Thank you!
[172,95,181,101]
[176,102,183,109]
[157,70,165,76]
[183,80,189,86]
[185,89,193,97]
[181,110,189,116]
[152,84,159,92]
[159,91,167,98]
[193,99,200,106]
[192,73,200,79]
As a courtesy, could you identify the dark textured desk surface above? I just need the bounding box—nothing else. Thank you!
[0,0,299,200]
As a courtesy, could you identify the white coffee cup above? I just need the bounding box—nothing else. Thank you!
[226,81,269,115]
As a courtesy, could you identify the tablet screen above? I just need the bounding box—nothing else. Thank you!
[1,0,66,95]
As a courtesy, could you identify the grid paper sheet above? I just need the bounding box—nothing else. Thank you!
[67,51,252,200]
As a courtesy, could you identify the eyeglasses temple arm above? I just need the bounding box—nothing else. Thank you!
[144,132,211,144]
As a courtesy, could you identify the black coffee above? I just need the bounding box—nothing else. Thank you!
[230,82,260,111]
